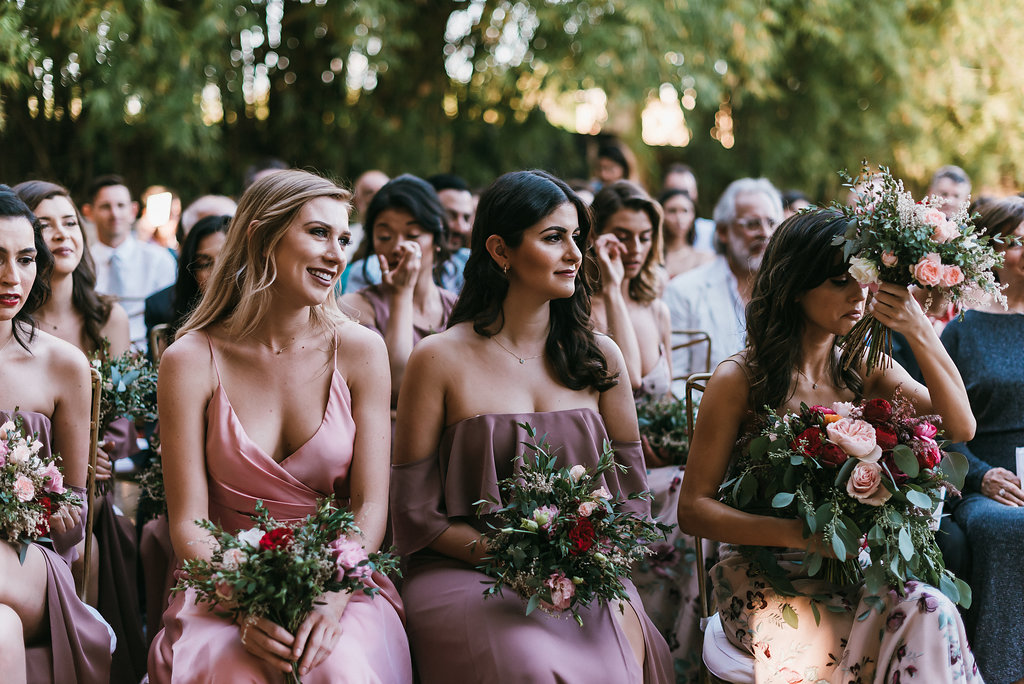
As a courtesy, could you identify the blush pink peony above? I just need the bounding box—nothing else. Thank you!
[921,207,947,228]
[912,253,943,287]
[941,264,964,287]
[221,547,248,571]
[826,418,877,458]
[13,474,35,502]
[577,501,598,517]
[846,462,892,506]
[331,538,371,580]
[931,220,960,244]
[543,572,576,611]
[40,463,66,494]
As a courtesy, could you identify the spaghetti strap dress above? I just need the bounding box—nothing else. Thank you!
[391,408,674,684]
[1,410,114,684]
[147,336,413,684]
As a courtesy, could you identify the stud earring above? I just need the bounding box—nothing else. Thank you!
[503,263,510,276]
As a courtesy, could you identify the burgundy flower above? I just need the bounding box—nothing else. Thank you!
[35,495,53,536]
[916,438,942,470]
[862,398,893,424]
[819,443,848,468]
[567,517,596,555]
[791,427,826,458]
[259,527,294,551]
[874,425,899,451]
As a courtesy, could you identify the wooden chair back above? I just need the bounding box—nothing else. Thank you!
[80,367,102,601]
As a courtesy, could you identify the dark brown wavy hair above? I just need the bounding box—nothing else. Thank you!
[0,185,54,350]
[745,208,863,412]
[590,180,664,304]
[13,180,114,353]
[447,170,617,392]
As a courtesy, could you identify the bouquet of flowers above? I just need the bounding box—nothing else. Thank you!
[475,423,671,626]
[90,339,159,435]
[721,396,971,623]
[834,164,1005,373]
[0,414,83,562]
[635,397,691,467]
[175,499,400,683]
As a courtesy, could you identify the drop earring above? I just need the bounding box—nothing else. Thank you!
[503,263,510,276]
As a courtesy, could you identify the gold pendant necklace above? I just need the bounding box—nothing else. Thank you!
[492,336,543,365]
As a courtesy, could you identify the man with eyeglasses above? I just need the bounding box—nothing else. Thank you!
[665,178,783,396]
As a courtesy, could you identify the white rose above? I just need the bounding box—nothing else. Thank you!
[236,527,266,549]
[9,443,33,464]
[848,256,879,285]
[568,465,587,482]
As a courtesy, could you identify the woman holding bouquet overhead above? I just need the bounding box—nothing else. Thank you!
[148,170,412,683]
[391,170,672,683]
[678,208,981,682]
[0,186,112,683]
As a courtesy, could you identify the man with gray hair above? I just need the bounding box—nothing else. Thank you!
[664,177,783,395]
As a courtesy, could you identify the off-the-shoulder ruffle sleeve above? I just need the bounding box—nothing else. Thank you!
[391,454,450,556]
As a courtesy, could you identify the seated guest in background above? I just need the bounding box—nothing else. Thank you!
[339,175,458,406]
[781,188,811,219]
[664,178,782,395]
[149,169,412,683]
[180,194,237,236]
[661,163,716,253]
[391,169,673,683]
[658,188,713,280]
[0,185,113,683]
[428,173,474,291]
[927,165,972,219]
[145,214,231,357]
[83,175,177,349]
[347,169,389,262]
[593,142,632,189]
[941,196,1024,684]
[14,180,147,680]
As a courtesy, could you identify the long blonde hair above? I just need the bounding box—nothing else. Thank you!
[176,169,351,340]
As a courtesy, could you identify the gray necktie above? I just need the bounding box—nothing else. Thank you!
[107,252,126,299]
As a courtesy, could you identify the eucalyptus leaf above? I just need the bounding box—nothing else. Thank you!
[749,436,771,459]
[892,444,919,478]
[939,450,969,490]
[781,603,799,629]
[804,552,823,577]
[831,531,847,561]
[771,492,795,508]
[905,489,933,509]
[898,527,914,561]
[525,592,540,616]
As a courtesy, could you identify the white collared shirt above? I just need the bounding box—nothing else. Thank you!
[92,236,177,348]
[664,255,747,397]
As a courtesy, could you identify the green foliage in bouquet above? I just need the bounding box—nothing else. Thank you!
[635,397,691,466]
[475,423,672,626]
[832,164,1007,373]
[90,339,159,435]
[721,397,971,626]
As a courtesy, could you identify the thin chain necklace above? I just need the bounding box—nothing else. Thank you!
[492,336,543,365]
[797,367,825,390]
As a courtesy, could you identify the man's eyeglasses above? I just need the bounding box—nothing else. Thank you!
[733,216,777,231]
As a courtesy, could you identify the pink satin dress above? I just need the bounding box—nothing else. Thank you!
[147,335,413,683]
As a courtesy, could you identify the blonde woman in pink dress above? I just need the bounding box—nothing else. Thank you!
[148,170,412,683]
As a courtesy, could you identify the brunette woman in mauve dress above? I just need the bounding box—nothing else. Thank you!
[0,186,112,683]
[589,181,707,679]
[148,170,412,683]
[391,170,673,683]
[339,175,458,406]
[13,180,146,682]
[678,208,980,683]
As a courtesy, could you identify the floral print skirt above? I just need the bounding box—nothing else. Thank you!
[712,549,983,684]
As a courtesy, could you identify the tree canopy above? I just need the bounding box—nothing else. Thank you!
[2,0,1022,209]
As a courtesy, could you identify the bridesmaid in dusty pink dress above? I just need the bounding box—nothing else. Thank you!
[148,170,412,683]
[0,186,112,683]
[392,170,673,683]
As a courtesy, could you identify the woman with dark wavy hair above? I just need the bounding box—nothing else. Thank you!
[14,181,145,680]
[391,170,673,683]
[678,208,980,682]
[340,174,456,405]
[0,185,113,682]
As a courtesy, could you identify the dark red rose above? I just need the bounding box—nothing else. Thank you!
[862,398,892,424]
[874,425,899,451]
[791,427,826,458]
[35,495,53,536]
[259,527,294,551]
[882,452,909,485]
[568,517,596,555]
[818,443,848,468]
[916,440,942,470]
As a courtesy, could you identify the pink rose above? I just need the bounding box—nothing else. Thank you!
[542,572,576,612]
[568,465,587,482]
[932,220,959,244]
[40,463,66,494]
[912,253,943,287]
[13,474,35,502]
[846,462,892,506]
[331,538,371,581]
[921,207,946,228]
[221,547,248,571]
[913,422,938,440]
[826,418,877,458]
[881,250,898,267]
[591,486,612,500]
[941,264,964,287]
[577,501,598,517]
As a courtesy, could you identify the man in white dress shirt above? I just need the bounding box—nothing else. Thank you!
[83,175,177,349]
[665,177,782,396]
